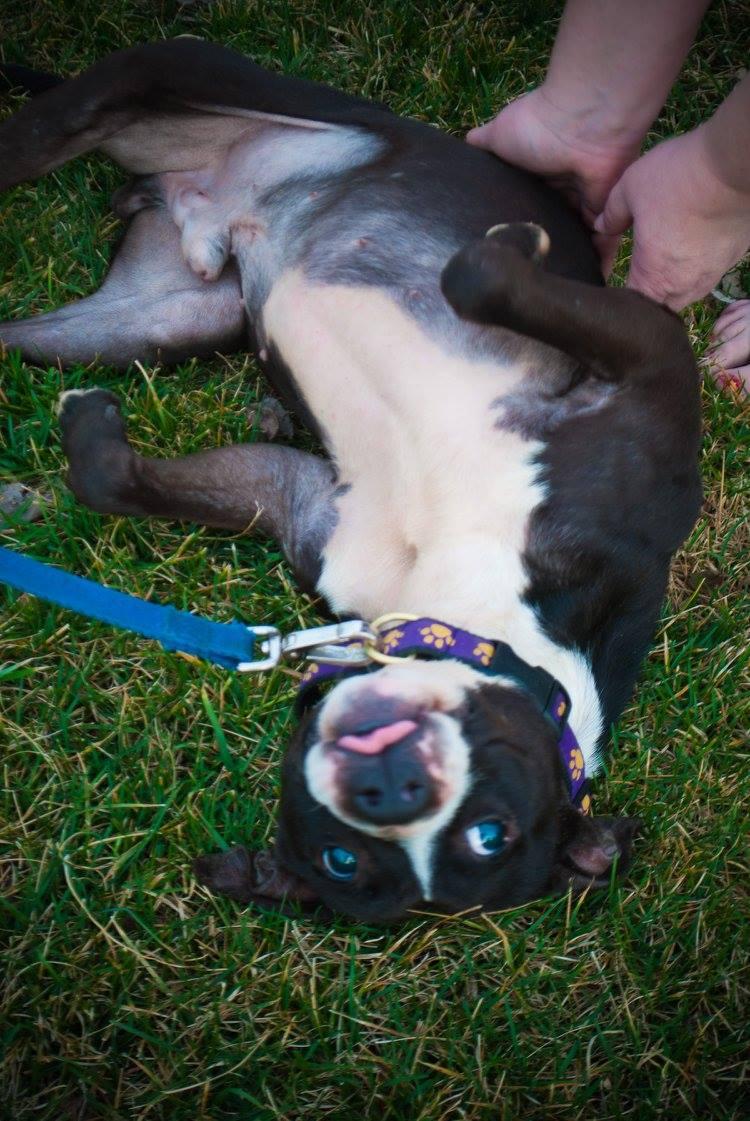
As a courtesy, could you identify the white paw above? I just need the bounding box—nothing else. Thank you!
[54,387,105,417]
[485,221,550,261]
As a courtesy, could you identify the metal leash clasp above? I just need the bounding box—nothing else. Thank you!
[237,620,377,672]
[282,620,377,666]
[236,624,283,671]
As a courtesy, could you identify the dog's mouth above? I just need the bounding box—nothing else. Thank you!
[325,711,443,828]
[304,697,473,837]
[301,661,485,836]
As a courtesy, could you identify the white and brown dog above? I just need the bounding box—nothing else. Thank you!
[0,41,701,921]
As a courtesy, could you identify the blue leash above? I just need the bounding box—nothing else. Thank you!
[0,545,375,672]
[0,544,260,669]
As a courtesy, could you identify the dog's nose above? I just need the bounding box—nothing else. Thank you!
[337,729,435,825]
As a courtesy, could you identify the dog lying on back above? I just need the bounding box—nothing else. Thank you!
[0,40,701,921]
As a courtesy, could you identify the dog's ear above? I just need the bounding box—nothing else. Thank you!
[549,807,642,893]
[193,845,320,911]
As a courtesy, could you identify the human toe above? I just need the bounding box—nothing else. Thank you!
[713,364,749,394]
[711,298,750,338]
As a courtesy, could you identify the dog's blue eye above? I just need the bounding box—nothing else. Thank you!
[322,846,358,881]
[466,821,506,856]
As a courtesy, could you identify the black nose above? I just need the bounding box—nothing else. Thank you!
[343,740,435,825]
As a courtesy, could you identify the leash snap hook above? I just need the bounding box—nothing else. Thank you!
[364,612,419,665]
[236,625,283,671]
[283,620,377,667]
[237,621,380,672]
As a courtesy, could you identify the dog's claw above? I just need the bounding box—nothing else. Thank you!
[246,396,293,440]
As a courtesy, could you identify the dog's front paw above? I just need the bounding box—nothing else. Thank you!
[56,386,126,437]
[485,221,550,263]
[57,388,135,514]
[441,222,549,323]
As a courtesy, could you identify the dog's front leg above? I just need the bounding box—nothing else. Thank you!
[441,220,702,584]
[441,222,698,393]
[57,389,337,590]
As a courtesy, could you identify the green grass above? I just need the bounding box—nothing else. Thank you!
[1,2,749,1118]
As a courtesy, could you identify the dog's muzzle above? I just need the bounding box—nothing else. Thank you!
[334,715,434,825]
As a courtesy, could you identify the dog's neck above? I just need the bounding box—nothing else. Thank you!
[367,536,605,773]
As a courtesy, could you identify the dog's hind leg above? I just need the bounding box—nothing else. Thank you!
[0,39,380,192]
[0,205,245,367]
[0,40,384,367]
[57,388,336,589]
[440,223,703,541]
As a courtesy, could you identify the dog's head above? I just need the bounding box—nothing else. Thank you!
[195,659,639,922]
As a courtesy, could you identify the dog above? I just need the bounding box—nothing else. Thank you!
[0,40,702,922]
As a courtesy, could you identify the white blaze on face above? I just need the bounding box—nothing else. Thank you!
[398,830,443,900]
[303,660,514,899]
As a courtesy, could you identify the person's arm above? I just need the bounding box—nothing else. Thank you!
[700,74,750,196]
[468,0,710,262]
[538,0,710,150]
[594,76,750,309]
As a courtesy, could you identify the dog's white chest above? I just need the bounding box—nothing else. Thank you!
[261,270,542,618]
[262,271,604,767]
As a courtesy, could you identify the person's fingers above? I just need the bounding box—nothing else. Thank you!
[593,177,633,239]
[591,230,621,277]
[466,122,493,149]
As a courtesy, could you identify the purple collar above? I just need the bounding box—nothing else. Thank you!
[297,616,591,812]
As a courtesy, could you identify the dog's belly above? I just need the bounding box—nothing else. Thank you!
[261,268,546,626]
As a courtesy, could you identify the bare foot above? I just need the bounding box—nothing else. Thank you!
[708,298,750,393]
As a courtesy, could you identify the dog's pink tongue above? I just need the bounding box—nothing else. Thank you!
[338,719,418,754]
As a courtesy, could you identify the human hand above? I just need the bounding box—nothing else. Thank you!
[467,87,642,272]
[594,128,750,310]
